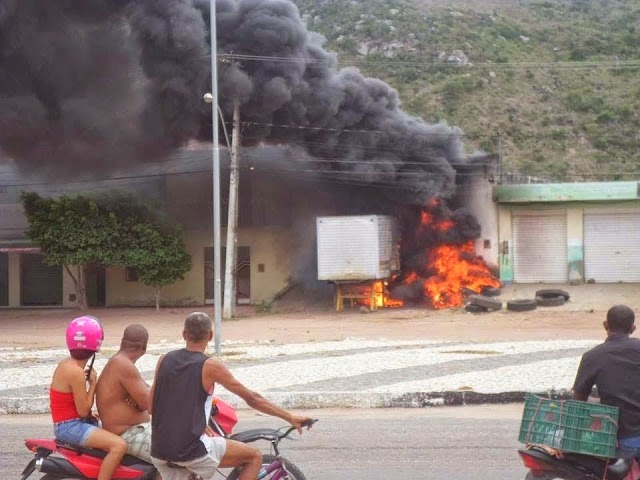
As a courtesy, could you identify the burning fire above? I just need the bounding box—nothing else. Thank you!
[422,241,500,309]
[398,203,500,309]
[354,202,500,310]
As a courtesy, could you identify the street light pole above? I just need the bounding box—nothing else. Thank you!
[209,0,222,354]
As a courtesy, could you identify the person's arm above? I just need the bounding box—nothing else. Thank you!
[148,354,165,416]
[120,361,151,411]
[70,367,97,418]
[205,359,312,432]
[573,353,595,402]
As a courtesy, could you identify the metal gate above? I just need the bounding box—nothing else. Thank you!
[0,252,8,306]
[20,253,63,306]
[584,211,640,283]
[513,211,568,283]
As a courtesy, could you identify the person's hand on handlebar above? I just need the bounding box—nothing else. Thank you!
[289,415,315,434]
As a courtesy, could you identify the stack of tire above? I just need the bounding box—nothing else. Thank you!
[465,288,502,314]
[465,288,569,313]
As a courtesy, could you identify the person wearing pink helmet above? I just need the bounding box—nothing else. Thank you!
[50,316,126,480]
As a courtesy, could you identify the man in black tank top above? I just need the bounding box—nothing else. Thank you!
[149,312,313,480]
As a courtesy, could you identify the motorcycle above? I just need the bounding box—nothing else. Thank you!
[20,397,239,480]
[518,445,640,480]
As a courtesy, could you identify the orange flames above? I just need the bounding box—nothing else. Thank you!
[422,241,500,309]
[351,280,404,309]
[351,204,499,310]
[405,205,500,309]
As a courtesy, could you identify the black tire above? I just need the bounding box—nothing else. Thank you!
[524,473,556,480]
[535,295,565,307]
[481,287,501,297]
[507,299,538,312]
[468,294,503,311]
[535,289,570,301]
[465,304,489,314]
[39,476,71,480]
[226,454,307,480]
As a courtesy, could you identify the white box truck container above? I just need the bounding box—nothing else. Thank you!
[316,215,399,281]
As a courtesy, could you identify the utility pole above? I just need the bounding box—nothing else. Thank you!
[209,0,222,353]
[223,100,240,319]
[498,130,504,184]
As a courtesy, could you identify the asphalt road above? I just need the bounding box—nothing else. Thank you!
[3,405,529,479]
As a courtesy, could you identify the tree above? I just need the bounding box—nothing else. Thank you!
[121,217,192,311]
[21,192,191,310]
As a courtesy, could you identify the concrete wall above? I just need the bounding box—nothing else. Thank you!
[566,208,583,285]
[106,227,294,307]
[497,208,513,284]
[457,174,499,271]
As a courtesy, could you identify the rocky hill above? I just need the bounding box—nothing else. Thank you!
[294,0,640,181]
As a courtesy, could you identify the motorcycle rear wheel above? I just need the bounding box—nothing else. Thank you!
[524,473,558,480]
[226,454,307,480]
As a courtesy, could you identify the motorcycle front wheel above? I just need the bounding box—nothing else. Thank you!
[226,454,307,480]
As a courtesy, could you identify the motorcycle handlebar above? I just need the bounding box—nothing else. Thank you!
[279,419,318,439]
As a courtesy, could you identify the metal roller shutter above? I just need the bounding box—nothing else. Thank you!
[513,211,568,283]
[20,254,63,306]
[584,212,640,283]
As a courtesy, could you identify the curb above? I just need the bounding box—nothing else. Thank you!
[0,389,573,415]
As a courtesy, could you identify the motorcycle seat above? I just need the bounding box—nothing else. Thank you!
[56,442,150,467]
[607,458,632,480]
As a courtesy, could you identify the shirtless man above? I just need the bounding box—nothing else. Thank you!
[95,324,153,464]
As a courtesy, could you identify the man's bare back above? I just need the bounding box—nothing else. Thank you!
[96,352,150,435]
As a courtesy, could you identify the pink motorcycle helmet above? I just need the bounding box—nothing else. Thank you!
[65,316,104,359]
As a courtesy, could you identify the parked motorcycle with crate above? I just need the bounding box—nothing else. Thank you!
[517,394,640,480]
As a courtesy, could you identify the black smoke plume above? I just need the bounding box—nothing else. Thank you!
[0,0,478,205]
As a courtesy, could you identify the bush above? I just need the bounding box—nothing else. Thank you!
[596,109,618,124]
[492,22,523,40]
[441,76,477,101]
[566,93,605,113]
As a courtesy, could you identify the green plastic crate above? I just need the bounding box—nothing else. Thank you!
[518,394,619,458]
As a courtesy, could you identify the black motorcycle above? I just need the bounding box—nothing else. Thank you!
[519,445,637,480]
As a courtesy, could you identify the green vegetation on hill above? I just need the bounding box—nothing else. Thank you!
[294,0,640,181]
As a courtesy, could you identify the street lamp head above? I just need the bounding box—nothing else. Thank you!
[203,92,213,103]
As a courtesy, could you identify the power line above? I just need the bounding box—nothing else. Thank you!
[220,53,640,71]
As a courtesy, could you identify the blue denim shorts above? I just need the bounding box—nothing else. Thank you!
[54,417,99,446]
[617,434,640,459]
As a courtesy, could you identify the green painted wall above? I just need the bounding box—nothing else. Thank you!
[499,240,513,284]
[494,182,640,204]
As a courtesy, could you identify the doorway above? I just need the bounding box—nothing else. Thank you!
[204,247,251,304]
[86,265,106,307]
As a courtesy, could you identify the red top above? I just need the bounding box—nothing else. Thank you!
[50,388,81,423]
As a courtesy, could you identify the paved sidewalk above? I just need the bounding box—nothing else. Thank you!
[0,337,597,414]
[5,281,627,414]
